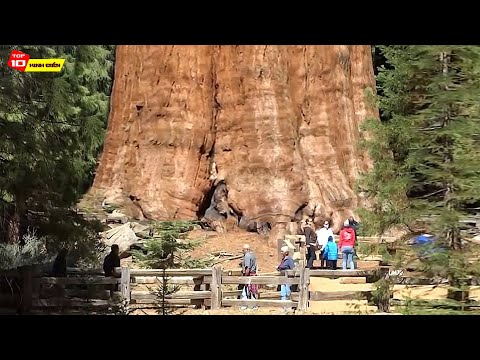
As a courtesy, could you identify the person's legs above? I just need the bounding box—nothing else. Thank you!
[281,284,291,300]
[342,246,355,269]
[320,250,325,268]
[281,284,291,312]
[249,285,258,310]
[241,285,248,300]
[307,246,316,268]
[348,249,355,270]
[240,285,248,309]
[280,284,287,301]
[330,260,337,270]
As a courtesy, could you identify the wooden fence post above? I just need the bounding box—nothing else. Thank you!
[298,267,310,312]
[20,266,33,314]
[277,239,284,262]
[120,267,131,305]
[211,266,222,310]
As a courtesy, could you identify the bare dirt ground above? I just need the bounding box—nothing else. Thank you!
[186,229,279,272]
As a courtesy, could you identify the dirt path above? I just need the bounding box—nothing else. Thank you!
[307,277,377,314]
[187,229,279,272]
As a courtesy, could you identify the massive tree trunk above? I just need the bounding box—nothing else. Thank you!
[91,45,378,232]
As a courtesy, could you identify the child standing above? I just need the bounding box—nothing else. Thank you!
[323,236,338,270]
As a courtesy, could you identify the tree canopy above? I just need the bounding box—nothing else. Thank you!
[0,45,114,264]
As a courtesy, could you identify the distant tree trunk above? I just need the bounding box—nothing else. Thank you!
[447,276,470,304]
[6,194,26,244]
[6,213,19,244]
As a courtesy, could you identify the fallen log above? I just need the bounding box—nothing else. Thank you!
[213,254,243,265]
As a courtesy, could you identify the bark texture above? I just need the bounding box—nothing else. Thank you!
[92,45,378,232]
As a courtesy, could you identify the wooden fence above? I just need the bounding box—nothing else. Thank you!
[0,266,379,314]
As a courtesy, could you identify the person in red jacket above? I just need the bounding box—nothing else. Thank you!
[339,220,356,270]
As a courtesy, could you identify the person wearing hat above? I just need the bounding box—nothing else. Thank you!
[277,246,295,302]
[343,216,360,237]
[240,244,258,304]
[339,220,356,270]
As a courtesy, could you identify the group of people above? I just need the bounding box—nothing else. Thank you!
[303,216,359,270]
[239,216,360,309]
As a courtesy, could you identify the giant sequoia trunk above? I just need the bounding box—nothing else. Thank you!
[91,45,378,232]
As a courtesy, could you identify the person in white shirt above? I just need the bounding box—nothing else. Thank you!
[316,220,334,269]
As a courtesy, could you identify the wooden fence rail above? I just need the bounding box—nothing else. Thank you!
[0,265,382,314]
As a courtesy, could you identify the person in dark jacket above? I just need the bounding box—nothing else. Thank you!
[277,246,295,311]
[240,244,259,309]
[323,236,338,270]
[103,244,121,292]
[51,248,68,277]
[303,219,317,269]
[103,244,120,277]
[51,248,68,298]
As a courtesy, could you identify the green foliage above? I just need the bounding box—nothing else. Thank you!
[0,45,114,246]
[399,298,480,314]
[181,255,215,269]
[371,278,393,312]
[0,230,52,270]
[133,221,199,269]
[29,208,106,268]
[153,269,181,315]
[358,46,480,243]
[0,45,114,269]
[358,46,480,313]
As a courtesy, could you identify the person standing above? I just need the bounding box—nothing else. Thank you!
[316,220,334,269]
[277,246,295,312]
[241,244,258,308]
[339,220,356,270]
[323,236,338,270]
[51,248,68,277]
[303,219,317,269]
[347,216,360,236]
[103,244,121,292]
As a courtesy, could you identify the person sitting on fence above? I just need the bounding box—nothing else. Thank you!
[339,220,356,270]
[323,236,338,270]
[51,248,68,277]
[316,220,334,269]
[303,218,317,269]
[103,244,121,292]
[103,244,120,277]
[241,244,258,308]
[277,246,295,308]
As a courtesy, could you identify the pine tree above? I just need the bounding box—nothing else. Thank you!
[133,221,198,269]
[0,45,114,247]
[357,46,417,235]
[359,46,480,310]
[156,268,181,315]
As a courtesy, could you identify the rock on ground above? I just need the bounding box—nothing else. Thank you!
[102,222,140,253]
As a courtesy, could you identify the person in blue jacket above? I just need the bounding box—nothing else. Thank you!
[277,246,295,306]
[323,236,338,270]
